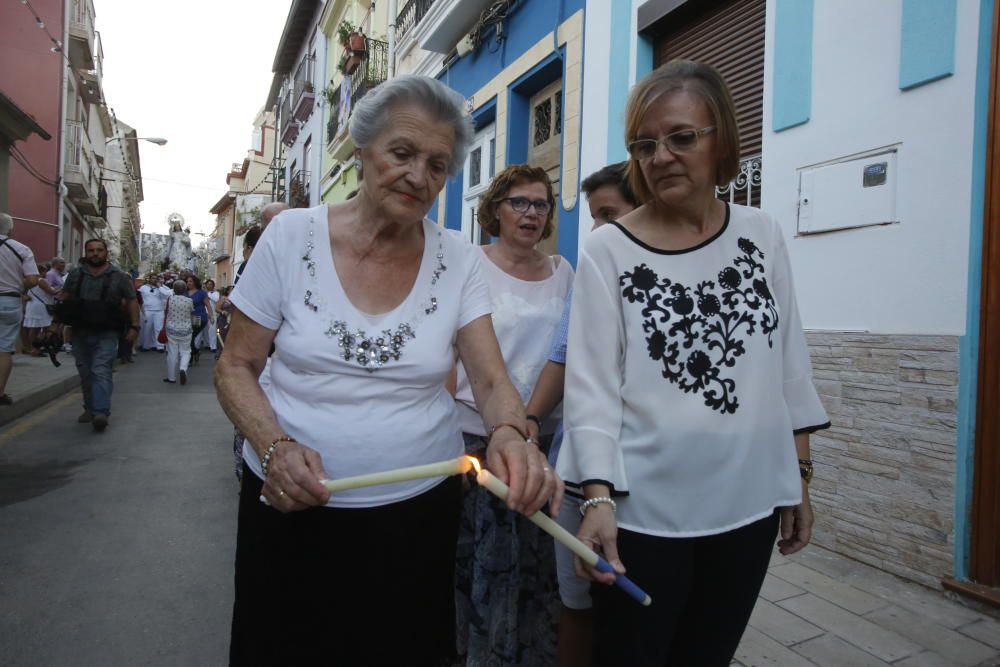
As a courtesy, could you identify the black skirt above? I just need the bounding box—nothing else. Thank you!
[230,462,462,666]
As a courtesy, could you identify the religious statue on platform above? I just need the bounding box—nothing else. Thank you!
[163,212,195,272]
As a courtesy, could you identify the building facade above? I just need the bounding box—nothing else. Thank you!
[1,0,145,267]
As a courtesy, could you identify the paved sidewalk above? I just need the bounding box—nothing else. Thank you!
[0,351,79,427]
[735,546,1000,666]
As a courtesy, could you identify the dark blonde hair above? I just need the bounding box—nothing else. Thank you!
[624,60,741,203]
[477,164,556,239]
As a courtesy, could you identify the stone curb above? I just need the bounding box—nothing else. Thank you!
[0,374,80,428]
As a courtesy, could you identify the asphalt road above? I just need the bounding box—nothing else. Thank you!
[0,351,238,666]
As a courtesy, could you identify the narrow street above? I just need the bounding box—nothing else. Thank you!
[0,353,236,666]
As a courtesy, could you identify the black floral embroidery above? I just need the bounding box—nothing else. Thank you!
[619,237,779,414]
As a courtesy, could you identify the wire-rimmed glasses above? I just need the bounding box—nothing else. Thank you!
[627,126,716,160]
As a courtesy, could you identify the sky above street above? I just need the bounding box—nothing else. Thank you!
[97,0,290,240]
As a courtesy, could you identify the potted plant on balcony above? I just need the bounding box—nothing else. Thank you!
[337,20,366,75]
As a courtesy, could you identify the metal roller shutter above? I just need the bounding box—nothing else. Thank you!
[653,0,765,160]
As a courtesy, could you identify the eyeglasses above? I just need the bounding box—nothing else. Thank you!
[627,126,716,160]
[498,196,552,215]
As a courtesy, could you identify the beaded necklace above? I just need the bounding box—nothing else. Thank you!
[301,214,446,372]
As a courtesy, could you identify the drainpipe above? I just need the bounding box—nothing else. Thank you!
[55,0,72,258]
[388,0,397,78]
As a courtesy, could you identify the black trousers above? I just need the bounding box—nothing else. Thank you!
[230,463,462,666]
[592,510,780,667]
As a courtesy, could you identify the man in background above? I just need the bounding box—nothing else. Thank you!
[0,213,39,405]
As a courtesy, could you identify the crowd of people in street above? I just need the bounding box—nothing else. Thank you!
[214,63,828,667]
[2,60,828,667]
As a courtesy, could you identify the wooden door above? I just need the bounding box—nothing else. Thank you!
[971,0,1000,588]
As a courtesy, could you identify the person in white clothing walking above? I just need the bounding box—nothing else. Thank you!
[0,213,39,404]
[138,275,167,351]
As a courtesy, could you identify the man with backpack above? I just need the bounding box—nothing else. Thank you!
[0,213,40,405]
[50,238,139,432]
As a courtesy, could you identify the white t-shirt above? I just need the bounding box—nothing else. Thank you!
[230,205,492,508]
[557,204,829,537]
[454,246,574,436]
[0,235,37,294]
[139,284,167,312]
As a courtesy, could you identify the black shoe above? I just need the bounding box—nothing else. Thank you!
[77,410,93,423]
[179,370,187,385]
[163,378,176,383]
[0,394,12,406]
[92,414,108,432]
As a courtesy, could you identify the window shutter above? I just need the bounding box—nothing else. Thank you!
[653,0,765,159]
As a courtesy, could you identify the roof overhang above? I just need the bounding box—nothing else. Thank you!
[0,89,51,143]
[210,192,237,214]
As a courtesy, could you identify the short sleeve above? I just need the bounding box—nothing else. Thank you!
[457,242,491,329]
[548,288,572,364]
[771,220,830,434]
[228,223,285,330]
[19,245,38,277]
[117,273,137,300]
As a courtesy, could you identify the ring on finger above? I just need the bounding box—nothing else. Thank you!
[277,489,286,499]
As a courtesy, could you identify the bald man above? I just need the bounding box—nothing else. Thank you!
[260,202,289,229]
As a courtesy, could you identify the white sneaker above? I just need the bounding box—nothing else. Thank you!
[62,343,73,352]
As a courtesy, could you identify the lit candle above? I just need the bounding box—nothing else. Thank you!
[469,457,652,606]
[320,455,474,493]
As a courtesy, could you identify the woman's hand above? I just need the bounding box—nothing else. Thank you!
[575,503,623,585]
[260,440,332,513]
[486,430,564,518]
[778,482,813,555]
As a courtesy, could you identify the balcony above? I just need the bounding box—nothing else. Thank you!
[68,0,95,71]
[326,38,389,157]
[279,90,301,147]
[210,235,230,263]
[292,56,316,122]
[289,169,311,208]
[63,120,100,214]
[396,0,438,42]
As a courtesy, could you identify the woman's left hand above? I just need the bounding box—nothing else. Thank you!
[778,482,813,555]
[486,431,564,518]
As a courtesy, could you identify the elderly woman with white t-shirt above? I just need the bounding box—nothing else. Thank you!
[453,164,574,665]
[215,75,562,667]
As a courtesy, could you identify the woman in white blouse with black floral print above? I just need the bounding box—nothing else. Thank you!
[557,61,830,667]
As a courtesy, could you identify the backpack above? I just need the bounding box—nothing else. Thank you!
[57,269,126,331]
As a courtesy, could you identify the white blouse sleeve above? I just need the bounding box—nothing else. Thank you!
[457,241,492,329]
[228,223,284,331]
[556,243,630,496]
[771,220,830,434]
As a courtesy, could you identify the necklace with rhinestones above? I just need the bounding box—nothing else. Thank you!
[301,214,446,372]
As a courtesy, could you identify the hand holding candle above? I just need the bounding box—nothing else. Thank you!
[320,456,474,493]
[468,457,652,606]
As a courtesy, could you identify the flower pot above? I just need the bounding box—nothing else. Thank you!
[347,32,366,52]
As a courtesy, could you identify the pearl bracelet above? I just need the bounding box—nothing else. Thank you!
[261,436,295,477]
[579,496,617,516]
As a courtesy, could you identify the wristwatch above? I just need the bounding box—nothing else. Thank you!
[798,458,814,484]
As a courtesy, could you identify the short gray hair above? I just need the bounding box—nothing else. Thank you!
[0,213,13,235]
[51,257,66,265]
[172,280,187,294]
[349,75,474,176]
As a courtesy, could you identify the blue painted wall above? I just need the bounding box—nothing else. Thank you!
[772,0,814,131]
[606,0,633,163]
[438,0,584,262]
[899,0,958,90]
[954,0,994,581]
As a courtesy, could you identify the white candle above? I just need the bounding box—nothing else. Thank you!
[476,467,652,606]
[321,456,473,493]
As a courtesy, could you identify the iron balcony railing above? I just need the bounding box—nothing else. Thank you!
[716,155,762,208]
[396,0,437,41]
[327,37,389,144]
[289,169,311,207]
[292,55,317,121]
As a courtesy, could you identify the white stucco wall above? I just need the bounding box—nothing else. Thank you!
[762,0,981,335]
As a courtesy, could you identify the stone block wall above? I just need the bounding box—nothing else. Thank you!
[805,332,959,589]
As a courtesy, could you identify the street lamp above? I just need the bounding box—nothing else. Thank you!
[106,136,168,146]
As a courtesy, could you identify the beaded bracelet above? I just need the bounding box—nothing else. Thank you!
[261,435,296,477]
[579,496,617,516]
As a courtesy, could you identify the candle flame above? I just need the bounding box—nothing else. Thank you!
[465,455,482,474]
